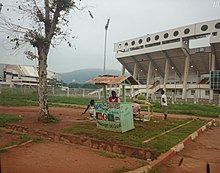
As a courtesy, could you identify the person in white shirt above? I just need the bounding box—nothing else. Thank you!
[82,100,96,120]
[161,90,168,120]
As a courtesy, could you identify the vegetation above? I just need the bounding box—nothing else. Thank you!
[142,101,220,118]
[2,134,41,148]
[64,118,207,152]
[0,113,23,127]
[1,88,219,118]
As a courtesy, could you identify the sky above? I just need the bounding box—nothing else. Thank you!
[0,0,220,73]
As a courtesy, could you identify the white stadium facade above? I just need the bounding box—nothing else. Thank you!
[114,19,220,103]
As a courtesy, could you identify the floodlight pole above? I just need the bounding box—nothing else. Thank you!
[0,3,3,12]
[103,18,110,74]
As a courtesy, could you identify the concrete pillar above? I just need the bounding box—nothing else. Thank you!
[163,59,169,91]
[146,61,152,99]
[210,50,216,102]
[182,55,190,100]
[133,63,138,80]
[122,65,125,75]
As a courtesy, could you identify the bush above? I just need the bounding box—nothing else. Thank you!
[137,94,145,100]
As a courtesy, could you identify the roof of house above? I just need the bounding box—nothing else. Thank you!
[87,74,138,85]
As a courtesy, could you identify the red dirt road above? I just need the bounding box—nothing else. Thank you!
[1,106,220,173]
[0,106,144,173]
[1,141,143,173]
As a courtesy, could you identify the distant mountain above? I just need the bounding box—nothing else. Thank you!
[60,68,128,83]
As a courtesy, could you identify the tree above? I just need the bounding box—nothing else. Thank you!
[0,0,92,122]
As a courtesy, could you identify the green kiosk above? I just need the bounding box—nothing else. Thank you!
[88,75,138,133]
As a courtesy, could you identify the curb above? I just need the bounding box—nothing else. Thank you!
[128,119,215,173]
[0,140,33,152]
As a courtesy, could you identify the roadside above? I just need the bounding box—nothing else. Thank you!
[161,125,220,173]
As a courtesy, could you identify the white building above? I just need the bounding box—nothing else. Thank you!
[114,19,220,102]
[0,63,59,86]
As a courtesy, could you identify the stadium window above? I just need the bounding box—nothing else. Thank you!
[215,22,220,29]
[164,33,169,39]
[155,35,159,41]
[146,37,151,42]
[191,90,195,95]
[201,25,208,31]
[138,39,143,44]
[131,41,135,46]
[173,31,179,37]
[184,28,190,34]
[205,90,210,96]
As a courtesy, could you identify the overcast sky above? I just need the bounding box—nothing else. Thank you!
[0,0,220,73]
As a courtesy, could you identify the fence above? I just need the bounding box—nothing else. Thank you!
[0,84,100,98]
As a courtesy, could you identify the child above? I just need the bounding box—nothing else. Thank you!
[82,100,96,120]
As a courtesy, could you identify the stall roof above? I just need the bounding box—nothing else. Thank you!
[87,75,138,85]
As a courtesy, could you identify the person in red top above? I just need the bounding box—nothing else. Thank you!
[108,90,120,103]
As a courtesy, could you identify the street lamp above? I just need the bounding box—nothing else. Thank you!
[0,3,3,12]
[103,18,110,74]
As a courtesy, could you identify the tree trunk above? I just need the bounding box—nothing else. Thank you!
[38,47,49,121]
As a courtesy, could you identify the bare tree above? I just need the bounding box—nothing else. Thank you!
[0,0,92,122]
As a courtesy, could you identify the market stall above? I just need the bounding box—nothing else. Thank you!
[87,75,138,133]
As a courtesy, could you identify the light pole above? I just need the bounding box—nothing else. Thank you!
[103,18,110,74]
[0,3,3,12]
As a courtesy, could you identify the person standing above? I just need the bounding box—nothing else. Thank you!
[161,90,168,120]
[108,90,120,103]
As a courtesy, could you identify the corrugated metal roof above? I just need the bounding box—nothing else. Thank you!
[4,64,55,79]
[87,75,138,85]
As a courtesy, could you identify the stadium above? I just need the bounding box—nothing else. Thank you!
[114,19,220,103]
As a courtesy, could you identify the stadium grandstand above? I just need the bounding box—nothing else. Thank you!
[114,19,220,102]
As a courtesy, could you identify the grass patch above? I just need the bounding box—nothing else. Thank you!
[148,167,162,173]
[142,102,220,118]
[0,113,23,127]
[99,150,126,159]
[3,134,41,148]
[112,166,129,173]
[64,118,206,152]
[42,114,60,123]
[1,89,220,118]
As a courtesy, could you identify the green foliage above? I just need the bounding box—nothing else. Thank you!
[0,113,23,127]
[99,151,125,159]
[142,101,220,118]
[43,114,60,123]
[137,94,146,100]
[113,166,129,173]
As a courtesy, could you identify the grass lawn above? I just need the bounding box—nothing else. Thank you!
[0,113,23,127]
[64,118,207,153]
[1,89,220,118]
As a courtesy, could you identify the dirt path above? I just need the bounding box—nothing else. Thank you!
[162,126,220,173]
[1,141,144,173]
[0,106,145,173]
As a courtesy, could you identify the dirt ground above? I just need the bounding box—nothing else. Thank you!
[1,106,220,173]
[0,106,145,173]
[161,126,220,173]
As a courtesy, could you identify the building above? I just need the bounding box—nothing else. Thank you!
[0,63,59,87]
[114,19,220,102]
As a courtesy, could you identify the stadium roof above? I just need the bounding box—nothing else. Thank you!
[114,19,220,84]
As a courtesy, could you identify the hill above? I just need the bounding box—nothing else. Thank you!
[60,69,127,83]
